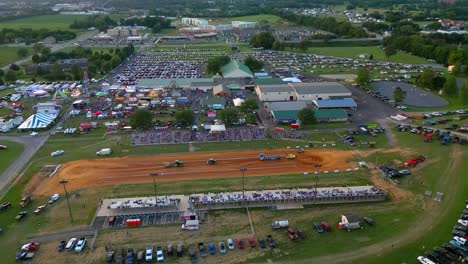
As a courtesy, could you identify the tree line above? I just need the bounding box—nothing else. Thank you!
[0,28,76,45]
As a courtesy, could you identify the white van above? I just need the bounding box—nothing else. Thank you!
[181,220,199,231]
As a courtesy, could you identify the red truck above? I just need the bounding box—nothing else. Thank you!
[407,156,425,167]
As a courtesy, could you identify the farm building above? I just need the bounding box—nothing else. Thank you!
[271,109,348,124]
[341,213,361,230]
[255,84,296,102]
[190,81,215,92]
[291,82,351,101]
[221,61,254,78]
[313,98,357,110]
[254,78,289,86]
[271,110,300,124]
[266,101,308,112]
[255,82,352,102]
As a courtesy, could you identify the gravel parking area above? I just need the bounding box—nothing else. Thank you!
[371,81,448,108]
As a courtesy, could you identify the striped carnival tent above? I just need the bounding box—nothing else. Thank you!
[18,112,57,130]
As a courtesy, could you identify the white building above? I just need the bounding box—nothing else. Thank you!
[255,85,296,102]
[255,82,351,102]
[34,102,61,116]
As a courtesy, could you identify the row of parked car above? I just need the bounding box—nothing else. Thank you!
[106,236,278,264]
[57,237,87,253]
[417,201,468,263]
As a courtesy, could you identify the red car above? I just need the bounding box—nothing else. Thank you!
[321,222,331,232]
[287,227,298,240]
[248,237,256,248]
[237,238,245,249]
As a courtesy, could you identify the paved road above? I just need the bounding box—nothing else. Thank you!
[0,135,49,196]
[1,30,97,71]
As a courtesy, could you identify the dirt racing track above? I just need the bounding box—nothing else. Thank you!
[33,149,355,196]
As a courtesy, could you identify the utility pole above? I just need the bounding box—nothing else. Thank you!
[59,179,73,223]
[149,173,158,212]
[240,168,247,207]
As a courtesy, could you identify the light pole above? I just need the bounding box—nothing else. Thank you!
[59,179,73,223]
[149,173,158,212]
[240,168,247,207]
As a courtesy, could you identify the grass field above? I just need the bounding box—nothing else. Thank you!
[0,140,23,174]
[306,46,429,64]
[0,47,33,66]
[212,14,288,26]
[0,15,87,31]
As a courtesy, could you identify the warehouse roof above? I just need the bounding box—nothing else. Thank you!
[256,84,293,93]
[254,78,288,85]
[291,82,351,95]
[271,110,300,120]
[267,101,308,112]
[314,98,357,108]
[222,61,253,78]
[314,109,348,119]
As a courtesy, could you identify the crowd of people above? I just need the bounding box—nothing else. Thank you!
[188,187,386,205]
[130,127,267,145]
[108,197,181,209]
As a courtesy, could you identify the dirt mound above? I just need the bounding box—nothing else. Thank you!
[32,149,354,196]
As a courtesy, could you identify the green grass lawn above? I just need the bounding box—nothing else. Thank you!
[0,140,23,174]
[0,47,33,66]
[0,14,87,31]
[306,46,429,64]
[213,14,288,26]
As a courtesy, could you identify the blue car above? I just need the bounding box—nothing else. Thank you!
[208,243,216,255]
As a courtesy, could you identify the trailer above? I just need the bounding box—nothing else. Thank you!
[272,220,289,229]
[259,153,280,161]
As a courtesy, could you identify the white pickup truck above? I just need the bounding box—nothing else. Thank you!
[96,148,112,156]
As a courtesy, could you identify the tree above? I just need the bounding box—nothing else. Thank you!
[0,69,4,77]
[218,108,240,127]
[243,56,263,72]
[4,70,17,83]
[174,109,194,127]
[272,40,281,50]
[250,32,276,49]
[245,113,257,124]
[416,68,435,90]
[111,56,122,69]
[50,62,66,80]
[17,47,29,58]
[384,45,397,60]
[239,98,258,114]
[461,84,468,106]
[70,64,82,81]
[32,53,41,63]
[32,43,45,54]
[298,108,316,126]
[206,55,230,76]
[393,87,407,103]
[129,109,154,130]
[356,68,370,85]
[369,54,374,60]
[9,64,20,71]
[448,49,464,73]
[443,75,457,97]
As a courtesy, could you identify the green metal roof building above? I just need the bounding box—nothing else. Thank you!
[221,61,253,78]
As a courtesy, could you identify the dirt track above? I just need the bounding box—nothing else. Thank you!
[33,149,354,196]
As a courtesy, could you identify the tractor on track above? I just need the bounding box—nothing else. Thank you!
[285,154,296,160]
[163,160,184,168]
[207,158,217,165]
[259,153,280,161]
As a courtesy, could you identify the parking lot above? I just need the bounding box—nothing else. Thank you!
[371,81,448,108]
[103,212,183,228]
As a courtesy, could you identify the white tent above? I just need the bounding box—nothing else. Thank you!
[18,113,57,130]
[210,124,226,132]
[233,98,245,107]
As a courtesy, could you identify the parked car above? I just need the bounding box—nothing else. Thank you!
[167,244,173,257]
[314,223,324,233]
[219,242,226,254]
[48,194,60,204]
[156,246,164,262]
[127,248,134,264]
[321,222,331,232]
[363,217,375,226]
[198,243,207,257]
[65,238,77,251]
[237,238,245,249]
[75,237,87,253]
[248,237,257,248]
[57,241,66,252]
[176,244,184,257]
[398,170,411,176]
[287,227,298,240]
[267,235,276,248]
[189,248,197,263]
[106,251,115,263]
[298,230,306,239]
[145,247,153,262]
[50,150,64,157]
[258,237,266,249]
[21,242,39,252]
[227,239,235,250]
[208,243,216,255]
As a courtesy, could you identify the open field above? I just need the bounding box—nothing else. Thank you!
[0,15,87,31]
[211,14,288,26]
[0,140,23,174]
[0,47,33,66]
[307,46,429,64]
[31,149,355,196]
